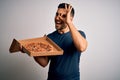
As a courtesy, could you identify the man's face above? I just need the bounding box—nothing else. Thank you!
[54,8,67,30]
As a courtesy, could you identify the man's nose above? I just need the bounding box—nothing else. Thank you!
[56,15,60,20]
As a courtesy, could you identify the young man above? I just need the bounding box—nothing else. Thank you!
[34,3,88,80]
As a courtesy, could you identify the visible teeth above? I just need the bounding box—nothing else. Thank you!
[56,21,61,24]
[57,22,60,23]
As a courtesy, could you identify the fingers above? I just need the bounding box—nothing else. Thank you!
[65,4,67,10]
[65,4,72,12]
[59,15,64,22]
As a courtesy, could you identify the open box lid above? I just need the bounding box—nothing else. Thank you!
[9,36,64,56]
[9,39,21,53]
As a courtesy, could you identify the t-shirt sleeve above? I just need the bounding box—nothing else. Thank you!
[79,30,86,39]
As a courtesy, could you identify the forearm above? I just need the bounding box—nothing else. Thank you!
[34,56,49,67]
[67,22,88,52]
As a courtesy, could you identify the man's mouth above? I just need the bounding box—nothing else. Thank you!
[55,20,62,24]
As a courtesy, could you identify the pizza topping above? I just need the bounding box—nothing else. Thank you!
[24,42,53,53]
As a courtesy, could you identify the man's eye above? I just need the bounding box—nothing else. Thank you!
[56,13,58,16]
[62,15,66,18]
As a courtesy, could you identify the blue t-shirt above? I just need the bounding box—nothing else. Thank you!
[47,30,86,80]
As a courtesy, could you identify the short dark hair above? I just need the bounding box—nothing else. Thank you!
[58,3,75,17]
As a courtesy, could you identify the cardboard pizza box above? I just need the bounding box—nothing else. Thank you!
[9,36,63,56]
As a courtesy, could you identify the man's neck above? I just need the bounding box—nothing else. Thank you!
[58,26,70,34]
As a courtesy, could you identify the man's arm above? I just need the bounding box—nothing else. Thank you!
[20,45,49,67]
[33,56,49,67]
[64,4,88,52]
[68,23,88,52]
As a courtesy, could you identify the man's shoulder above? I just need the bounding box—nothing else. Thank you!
[78,30,86,39]
[47,31,58,39]
[47,31,57,36]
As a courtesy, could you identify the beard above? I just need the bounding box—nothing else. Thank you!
[55,23,67,30]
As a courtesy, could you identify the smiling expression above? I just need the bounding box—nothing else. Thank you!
[54,8,67,30]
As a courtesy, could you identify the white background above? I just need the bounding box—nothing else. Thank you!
[0,0,120,80]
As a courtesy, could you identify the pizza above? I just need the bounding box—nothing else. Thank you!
[24,42,53,53]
